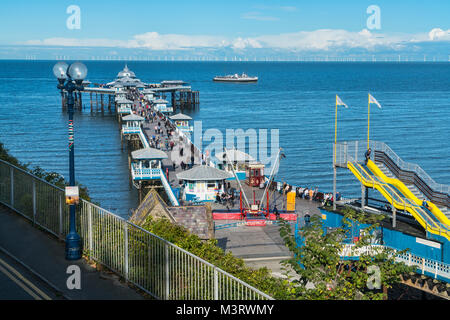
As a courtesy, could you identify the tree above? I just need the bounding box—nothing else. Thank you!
[278,207,414,300]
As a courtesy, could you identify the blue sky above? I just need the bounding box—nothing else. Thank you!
[0,0,449,60]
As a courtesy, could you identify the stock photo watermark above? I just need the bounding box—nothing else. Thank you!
[366,5,381,30]
[66,5,81,30]
[366,265,381,290]
[168,121,280,171]
[66,265,81,290]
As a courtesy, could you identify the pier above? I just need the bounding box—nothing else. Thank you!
[57,64,450,291]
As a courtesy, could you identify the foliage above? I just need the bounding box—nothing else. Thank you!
[0,141,92,201]
[278,207,414,300]
[141,216,294,299]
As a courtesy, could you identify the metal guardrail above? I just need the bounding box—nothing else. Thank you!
[341,244,450,282]
[0,159,272,300]
[335,140,450,195]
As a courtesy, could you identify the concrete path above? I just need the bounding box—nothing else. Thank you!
[0,205,145,300]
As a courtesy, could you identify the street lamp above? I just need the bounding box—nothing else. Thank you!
[53,61,88,260]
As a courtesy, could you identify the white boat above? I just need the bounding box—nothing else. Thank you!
[213,73,258,82]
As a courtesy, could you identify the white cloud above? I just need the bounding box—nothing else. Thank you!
[21,28,450,52]
[428,28,450,41]
[231,37,262,50]
[241,12,279,21]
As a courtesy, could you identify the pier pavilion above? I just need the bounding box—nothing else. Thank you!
[122,113,145,134]
[131,147,168,181]
[169,113,193,134]
[177,165,232,202]
[106,64,147,89]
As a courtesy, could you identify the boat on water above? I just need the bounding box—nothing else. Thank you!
[213,73,258,83]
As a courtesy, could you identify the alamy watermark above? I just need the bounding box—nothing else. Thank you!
[66,5,81,30]
[366,5,381,30]
[168,121,280,172]
[66,265,81,290]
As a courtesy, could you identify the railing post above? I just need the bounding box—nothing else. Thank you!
[32,178,36,225]
[214,268,219,300]
[10,166,14,207]
[422,258,425,275]
[165,243,170,300]
[59,194,63,237]
[124,222,129,281]
[88,204,93,259]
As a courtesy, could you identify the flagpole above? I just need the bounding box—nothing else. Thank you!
[367,93,370,150]
[335,94,338,159]
[333,95,338,210]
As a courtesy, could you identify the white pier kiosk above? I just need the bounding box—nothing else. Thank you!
[122,113,145,135]
[130,148,168,181]
[169,113,193,134]
[177,165,232,202]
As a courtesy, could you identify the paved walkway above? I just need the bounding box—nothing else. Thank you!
[0,205,144,300]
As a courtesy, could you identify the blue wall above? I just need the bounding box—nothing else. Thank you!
[315,209,449,263]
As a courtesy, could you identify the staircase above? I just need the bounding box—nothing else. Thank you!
[376,162,450,219]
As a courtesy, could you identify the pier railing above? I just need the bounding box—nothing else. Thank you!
[0,159,272,300]
[131,164,162,180]
[341,244,450,282]
[335,140,449,207]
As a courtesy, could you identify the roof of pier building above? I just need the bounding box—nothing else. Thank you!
[176,165,232,181]
[170,113,192,121]
[215,149,256,163]
[131,148,168,160]
[153,99,168,104]
[116,98,133,104]
[123,113,145,121]
[117,64,136,78]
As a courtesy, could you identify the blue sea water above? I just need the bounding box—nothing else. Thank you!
[0,60,448,217]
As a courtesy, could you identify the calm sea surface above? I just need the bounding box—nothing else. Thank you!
[0,61,448,217]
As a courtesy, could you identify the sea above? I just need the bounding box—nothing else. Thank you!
[0,60,448,218]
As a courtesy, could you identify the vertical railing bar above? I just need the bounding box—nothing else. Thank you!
[10,166,14,208]
[124,222,129,281]
[88,204,92,260]
[32,178,36,225]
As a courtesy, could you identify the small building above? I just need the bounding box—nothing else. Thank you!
[153,99,173,113]
[161,80,187,87]
[176,165,232,202]
[169,113,193,134]
[215,149,256,180]
[246,163,265,187]
[131,147,168,180]
[142,88,155,102]
[116,97,133,114]
[122,113,145,135]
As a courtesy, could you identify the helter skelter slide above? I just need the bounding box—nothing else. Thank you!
[347,159,450,241]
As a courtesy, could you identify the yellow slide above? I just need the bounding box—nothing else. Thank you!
[347,161,450,241]
[366,160,450,227]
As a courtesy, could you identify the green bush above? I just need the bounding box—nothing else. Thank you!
[141,216,293,299]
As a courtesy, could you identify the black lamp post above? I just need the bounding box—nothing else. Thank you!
[53,61,87,260]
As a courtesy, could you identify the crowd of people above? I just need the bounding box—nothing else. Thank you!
[275,182,342,207]
[128,91,206,172]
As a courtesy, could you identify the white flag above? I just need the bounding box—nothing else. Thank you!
[369,94,382,109]
[336,95,348,108]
